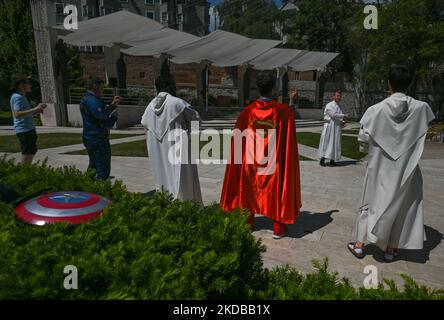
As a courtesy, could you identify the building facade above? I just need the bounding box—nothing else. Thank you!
[54,0,210,36]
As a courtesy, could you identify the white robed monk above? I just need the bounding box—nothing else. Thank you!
[348,65,435,262]
[141,75,202,202]
[318,90,348,166]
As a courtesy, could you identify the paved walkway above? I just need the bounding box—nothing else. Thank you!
[1,126,442,290]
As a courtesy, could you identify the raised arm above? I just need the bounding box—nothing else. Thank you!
[12,96,46,119]
[358,125,370,154]
[87,99,118,129]
[326,106,346,121]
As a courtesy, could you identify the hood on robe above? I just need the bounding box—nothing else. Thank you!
[360,93,435,161]
[141,92,189,141]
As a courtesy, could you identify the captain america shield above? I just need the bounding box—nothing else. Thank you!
[15,191,110,226]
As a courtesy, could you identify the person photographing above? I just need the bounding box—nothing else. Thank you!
[80,77,122,180]
[9,75,47,164]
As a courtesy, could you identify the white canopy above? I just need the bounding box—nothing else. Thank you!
[288,51,340,72]
[54,11,338,71]
[54,11,164,48]
[250,48,339,71]
[167,30,282,67]
[249,48,305,70]
[122,28,201,57]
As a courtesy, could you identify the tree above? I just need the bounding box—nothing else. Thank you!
[347,0,444,115]
[0,0,39,103]
[283,0,362,76]
[216,0,282,39]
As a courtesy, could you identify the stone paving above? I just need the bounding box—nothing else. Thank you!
[0,125,443,290]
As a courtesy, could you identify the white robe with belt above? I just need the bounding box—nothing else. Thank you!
[355,93,435,250]
[141,92,202,202]
[318,101,345,162]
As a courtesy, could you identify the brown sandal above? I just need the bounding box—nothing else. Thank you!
[348,242,365,259]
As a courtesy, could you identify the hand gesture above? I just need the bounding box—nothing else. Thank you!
[35,103,47,114]
[290,87,298,102]
[112,96,123,106]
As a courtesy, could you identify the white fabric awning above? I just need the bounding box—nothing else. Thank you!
[54,11,337,71]
[54,11,164,48]
[249,48,305,70]
[167,30,281,67]
[122,28,201,57]
[250,48,339,71]
[288,51,340,71]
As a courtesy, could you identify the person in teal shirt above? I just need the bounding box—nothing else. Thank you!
[9,75,47,164]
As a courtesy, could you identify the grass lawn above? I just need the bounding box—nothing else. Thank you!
[0,133,142,153]
[297,132,366,160]
[68,135,314,161]
[342,129,359,135]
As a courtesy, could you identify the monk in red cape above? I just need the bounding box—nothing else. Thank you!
[221,71,302,239]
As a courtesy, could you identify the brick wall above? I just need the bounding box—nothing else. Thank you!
[80,53,233,87]
[80,53,106,81]
[124,55,156,86]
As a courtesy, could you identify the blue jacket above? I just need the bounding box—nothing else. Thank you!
[80,91,118,140]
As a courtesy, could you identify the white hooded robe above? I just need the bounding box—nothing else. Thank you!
[355,93,435,250]
[318,101,345,162]
[141,92,202,202]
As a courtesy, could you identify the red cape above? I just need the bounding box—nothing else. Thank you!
[220,99,302,224]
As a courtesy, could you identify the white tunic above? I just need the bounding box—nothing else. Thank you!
[355,93,435,250]
[141,92,202,202]
[318,101,345,162]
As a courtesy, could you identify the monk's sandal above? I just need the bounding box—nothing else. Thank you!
[347,242,365,259]
[383,250,398,263]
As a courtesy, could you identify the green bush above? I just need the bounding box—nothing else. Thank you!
[0,157,264,299]
[0,157,443,300]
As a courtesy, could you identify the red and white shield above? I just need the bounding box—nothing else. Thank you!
[15,191,110,226]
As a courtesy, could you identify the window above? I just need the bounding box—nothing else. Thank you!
[146,10,155,19]
[140,72,146,79]
[82,5,88,17]
[54,2,64,15]
[177,13,183,24]
[161,12,168,23]
[145,0,154,4]
[54,2,66,25]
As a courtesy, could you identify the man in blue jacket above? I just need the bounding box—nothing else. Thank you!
[80,77,122,179]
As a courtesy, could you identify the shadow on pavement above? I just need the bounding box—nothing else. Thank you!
[254,210,338,239]
[365,225,443,264]
[335,160,360,167]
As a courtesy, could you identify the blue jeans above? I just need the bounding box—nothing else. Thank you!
[83,137,111,179]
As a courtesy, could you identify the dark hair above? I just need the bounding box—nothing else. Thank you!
[334,89,342,95]
[256,71,276,97]
[10,74,32,91]
[155,61,176,95]
[87,76,105,90]
[388,64,412,93]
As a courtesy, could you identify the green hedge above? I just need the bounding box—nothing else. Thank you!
[0,157,443,300]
